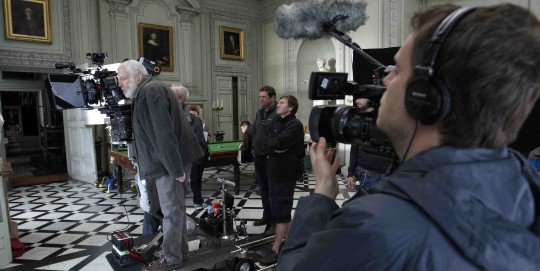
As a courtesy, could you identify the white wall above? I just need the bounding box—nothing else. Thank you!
[263,22,285,91]
[295,39,336,124]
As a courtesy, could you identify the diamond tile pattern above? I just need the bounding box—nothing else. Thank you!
[5,164,353,270]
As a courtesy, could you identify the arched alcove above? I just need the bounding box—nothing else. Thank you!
[295,39,335,124]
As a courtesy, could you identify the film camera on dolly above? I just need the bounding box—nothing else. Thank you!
[45,53,160,145]
[45,53,160,196]
[45,54,267,270]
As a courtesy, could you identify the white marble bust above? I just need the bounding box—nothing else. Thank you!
[316,58,329,72]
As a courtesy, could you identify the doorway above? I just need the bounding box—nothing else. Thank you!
[2,92,40,157]
[215,76,248,141]
[1,91,67,184]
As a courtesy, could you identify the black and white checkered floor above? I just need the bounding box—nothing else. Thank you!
[5,164,354,271]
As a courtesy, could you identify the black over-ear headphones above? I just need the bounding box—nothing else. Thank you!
[405,7,477,125]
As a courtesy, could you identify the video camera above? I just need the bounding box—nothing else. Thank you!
[307,47,399,159]
[44,53,161,143]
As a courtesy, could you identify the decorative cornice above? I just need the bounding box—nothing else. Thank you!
[106,0,132,14]
[0,1,72,70]
[176,5,200,23]
[201,0,261,20]
[177,0,200,9]
[212,13,249,25]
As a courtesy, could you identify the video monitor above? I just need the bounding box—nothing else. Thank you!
[308,72,349,100]
[44,74,86,110]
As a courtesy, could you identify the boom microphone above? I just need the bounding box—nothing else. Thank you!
[275,0,382,67]
[274,0,368,40]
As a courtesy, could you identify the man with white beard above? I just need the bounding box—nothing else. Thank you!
[117,60,203,270]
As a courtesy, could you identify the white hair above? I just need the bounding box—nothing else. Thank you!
[119,60,148,77]
[171,84,189,100]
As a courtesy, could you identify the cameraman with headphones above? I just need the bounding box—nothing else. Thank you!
[278,4,540,270]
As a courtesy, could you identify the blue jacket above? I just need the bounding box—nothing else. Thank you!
[278,146,540,270]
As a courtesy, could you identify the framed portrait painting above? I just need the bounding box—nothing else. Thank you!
[138,23,174,72]
[220,26,244,61]
[3,0,52,43]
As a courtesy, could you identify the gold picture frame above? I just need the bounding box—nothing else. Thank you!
[138,23,174,72]
[220,26,244,61]
[3,0,51,43]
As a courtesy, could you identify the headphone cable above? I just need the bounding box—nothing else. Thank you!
[401,120,420,164]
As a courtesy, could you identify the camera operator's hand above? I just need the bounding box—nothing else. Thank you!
[311,137,340,199]
[346,177,355,190]
[176,173,186,183]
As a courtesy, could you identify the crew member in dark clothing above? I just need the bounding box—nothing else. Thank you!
[172,84,209,210]
[347,98,394,193]
[260,95,304,266]
[240,120,253,163]
[278,4,540,270]
[347,145,393,193]
[251,86,277,234]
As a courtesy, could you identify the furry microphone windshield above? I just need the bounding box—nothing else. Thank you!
[274,0,368,40]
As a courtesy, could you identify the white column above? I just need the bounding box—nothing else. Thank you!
[176,5,200,91]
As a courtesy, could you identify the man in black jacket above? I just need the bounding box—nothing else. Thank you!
[278,4,540,270]
[117,60,203,270]
[260,95,304,266]
[251,86,277,234]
